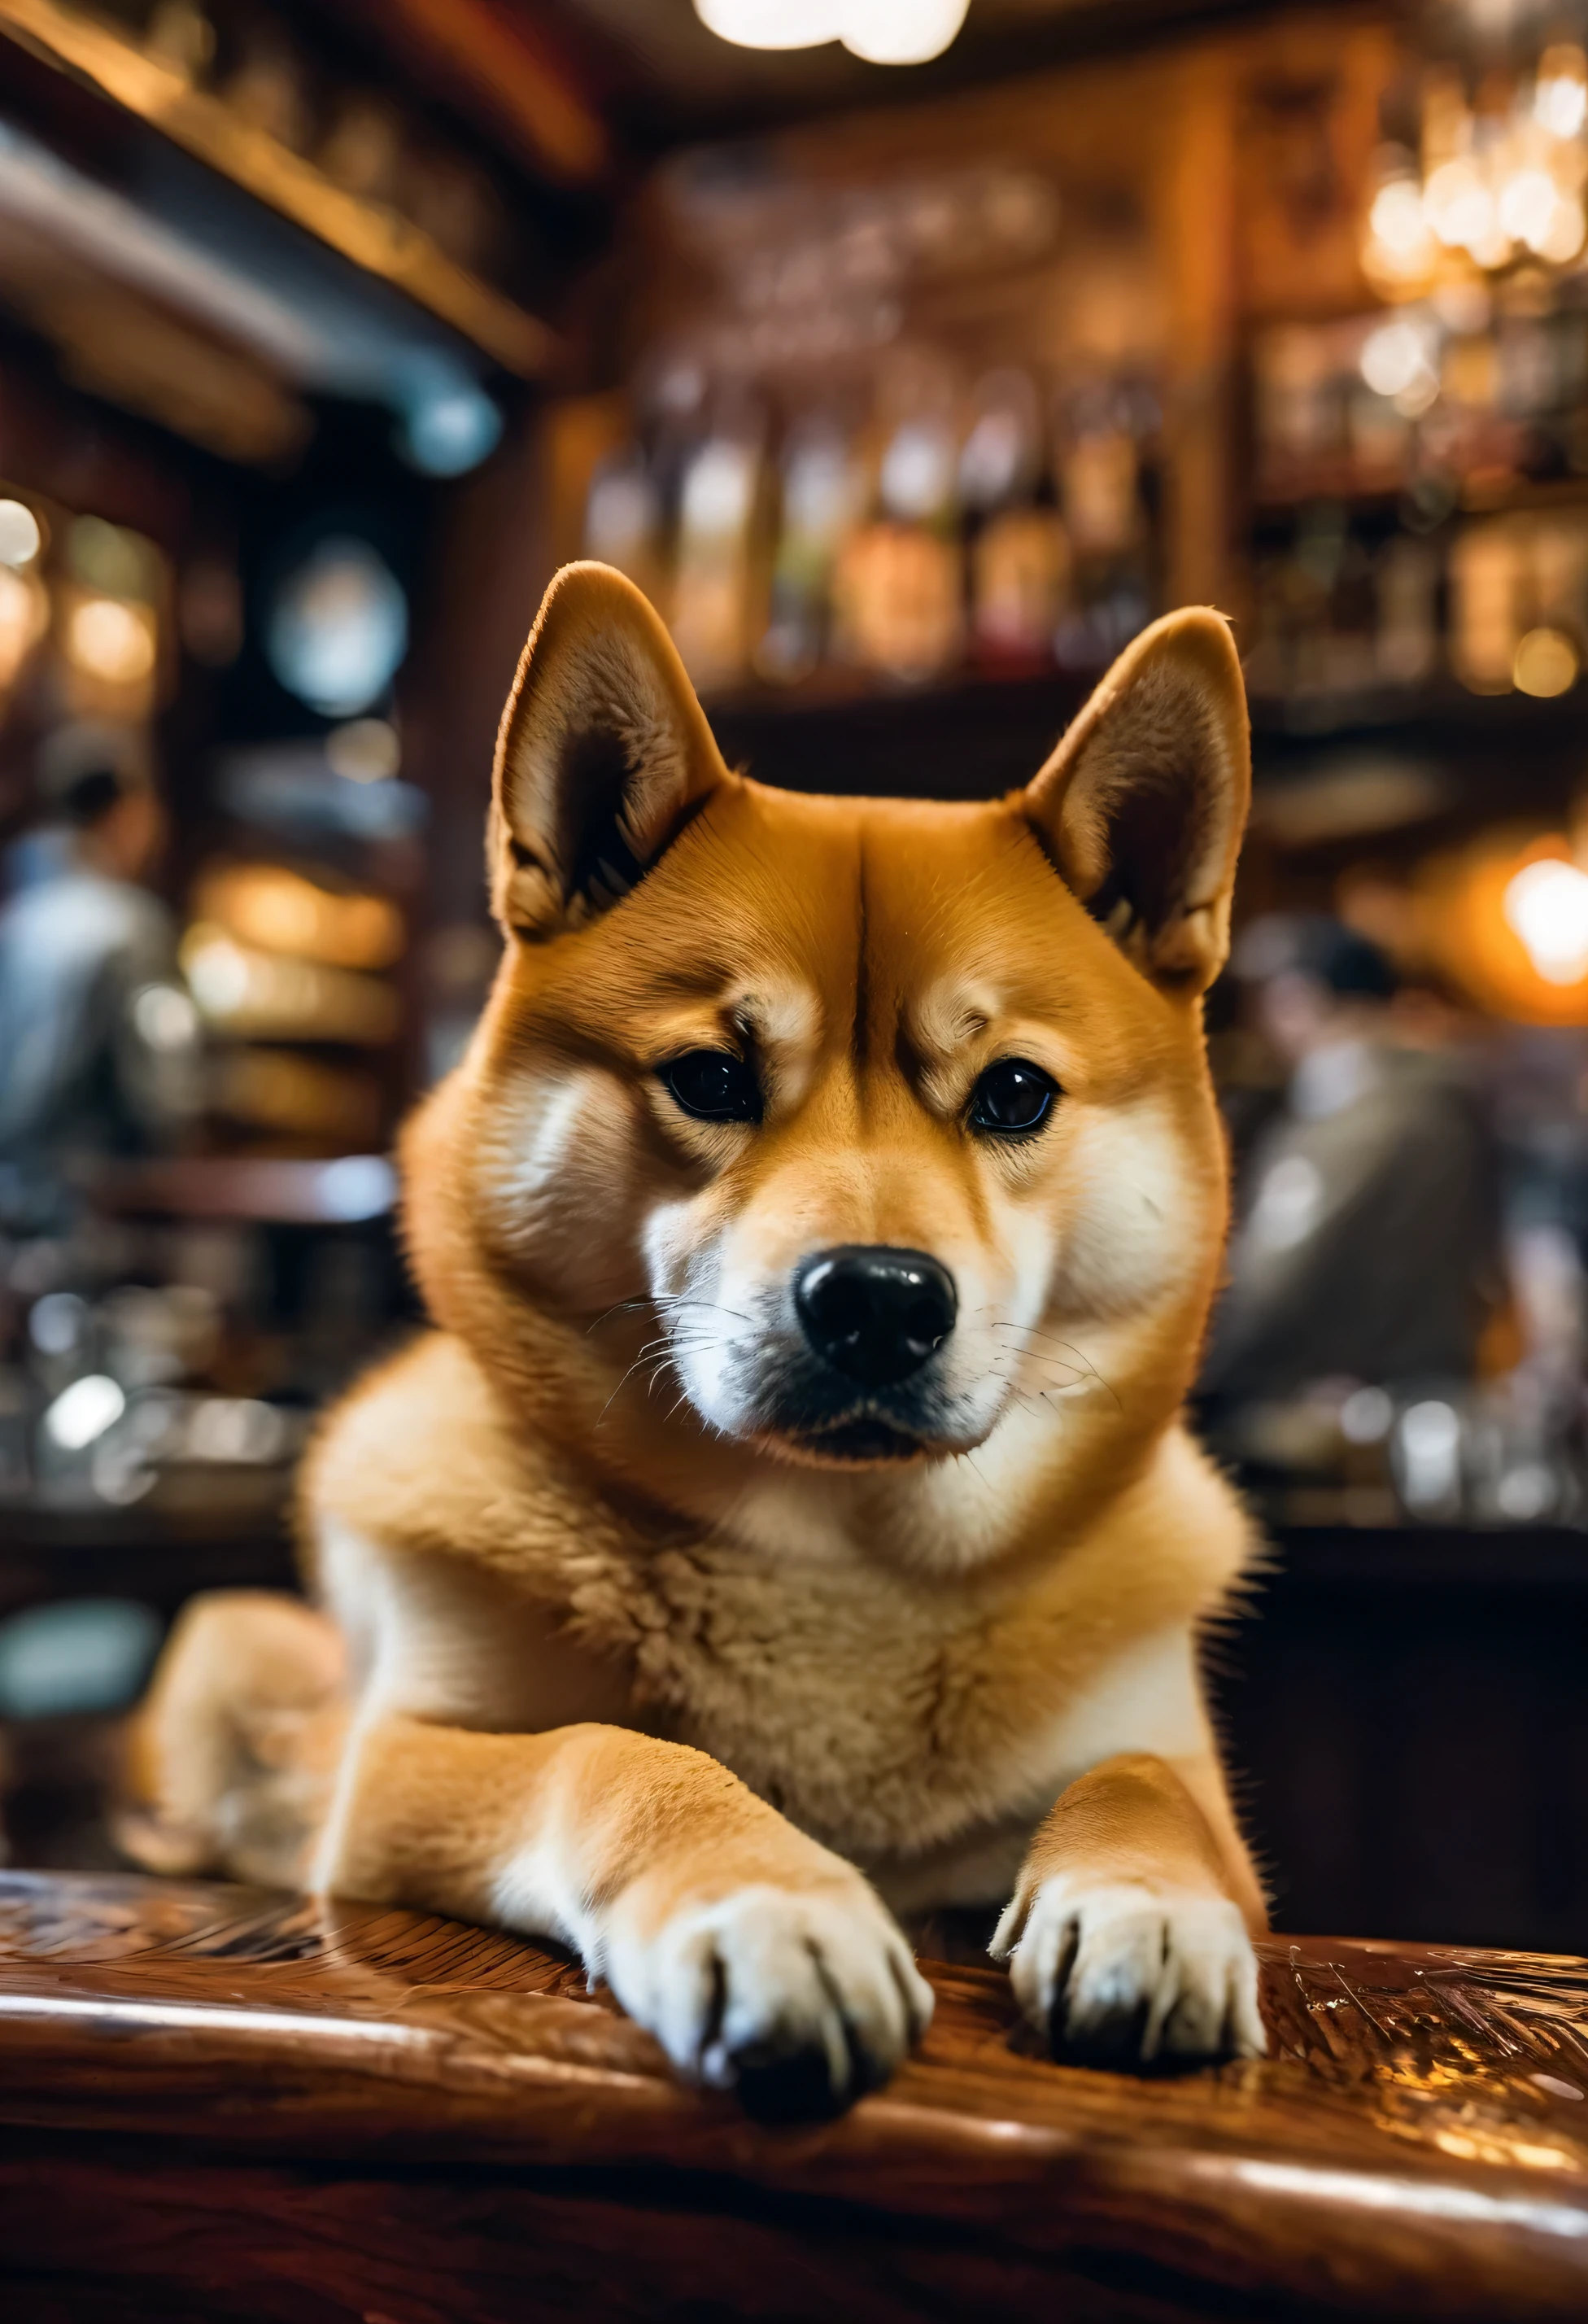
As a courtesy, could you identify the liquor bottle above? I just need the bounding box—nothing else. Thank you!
[1054,376,1154,668]
[756,414,864,687]
[582,443,665,611]
[1530,509,1588,638]
[670,404,765,693]
[1450,518,1525,691]
[1376,535,1441,685]
[961,368,1068,669]
[833,360,962,685]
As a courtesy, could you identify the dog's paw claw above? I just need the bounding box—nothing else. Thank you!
[615,1881,934,2114]
[993,1878,1265,2065]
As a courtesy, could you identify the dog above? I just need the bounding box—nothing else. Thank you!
[124,560,1265,2111]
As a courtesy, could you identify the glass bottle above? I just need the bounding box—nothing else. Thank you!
[670,401,766,694]
[961,368,1068,670]
[833,356,963,686]
[756,413,865,687]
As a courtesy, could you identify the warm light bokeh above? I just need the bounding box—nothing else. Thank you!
[1421,833,1588,1024]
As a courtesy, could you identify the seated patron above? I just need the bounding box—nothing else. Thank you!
[0,728,199,1234]
[1200,915,1499,1411]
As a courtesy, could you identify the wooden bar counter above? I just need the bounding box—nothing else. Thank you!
[2,1872,1587,2319]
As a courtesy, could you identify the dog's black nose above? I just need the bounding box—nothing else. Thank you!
[794,1247,957,1387]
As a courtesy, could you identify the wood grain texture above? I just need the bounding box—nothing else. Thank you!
[2,1871,1587,2319]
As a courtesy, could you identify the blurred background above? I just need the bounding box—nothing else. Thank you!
[2,0,1587,1951]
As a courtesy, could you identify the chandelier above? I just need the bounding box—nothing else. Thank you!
[1364,3,1588,291]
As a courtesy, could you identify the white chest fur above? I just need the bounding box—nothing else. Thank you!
[320,1509,1215,1908]
[636,1545,1211,1878]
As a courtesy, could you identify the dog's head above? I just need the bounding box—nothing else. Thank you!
[412,562,1248,1496]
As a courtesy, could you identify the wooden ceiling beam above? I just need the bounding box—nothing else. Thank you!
[330,0,611,189]
[0,0,559,376]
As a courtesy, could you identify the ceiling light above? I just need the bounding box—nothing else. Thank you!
[840,0,968,64]
[691,0,969,64]
[694,0,839,48]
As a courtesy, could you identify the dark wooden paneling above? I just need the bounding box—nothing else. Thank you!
[708,670,1090,802]
[1215,1530,1588,1952]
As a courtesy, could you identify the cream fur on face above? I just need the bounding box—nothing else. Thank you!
[466,569,1251,1496]
[473,1051,1198,1474]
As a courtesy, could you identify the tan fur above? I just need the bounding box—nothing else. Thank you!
[119,1592,346,1889]
[126,562,1266,2099]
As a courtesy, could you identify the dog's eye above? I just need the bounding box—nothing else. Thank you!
[968,1059,1058,1137]
[661,1050,761,1124]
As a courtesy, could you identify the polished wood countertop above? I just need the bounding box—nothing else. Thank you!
[2,1872,1587,2319]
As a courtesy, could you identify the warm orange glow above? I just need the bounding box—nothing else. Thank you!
[1514,627,1579,697]
[66,596,156,685]
[1420,834,1588,1024]
[192,863,404,971]
[212,1047,382,1142]
[1505,858,1588,981]
[180,923,399,1043]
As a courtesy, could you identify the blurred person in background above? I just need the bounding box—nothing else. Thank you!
[1199,914,1500,1413]
[0,726,200,1234]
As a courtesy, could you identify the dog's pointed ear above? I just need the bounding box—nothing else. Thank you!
[1020,609,1250,994]
[488,561,731,936]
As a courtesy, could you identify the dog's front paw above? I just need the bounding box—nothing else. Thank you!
[605,1877,934,2117]
[990,1876,1265,2064]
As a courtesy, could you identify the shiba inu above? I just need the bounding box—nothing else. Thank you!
[126,560,1265,2112]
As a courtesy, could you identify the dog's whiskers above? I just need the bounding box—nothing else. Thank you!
[984,1322,1124,1413]
[953,1444,994,1498]
[597,1328,730,1420]
[596,1311,762,1429]
[990,1319,1097,1360]
[587,1294,755,1335]
[596,1350,674,1426]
